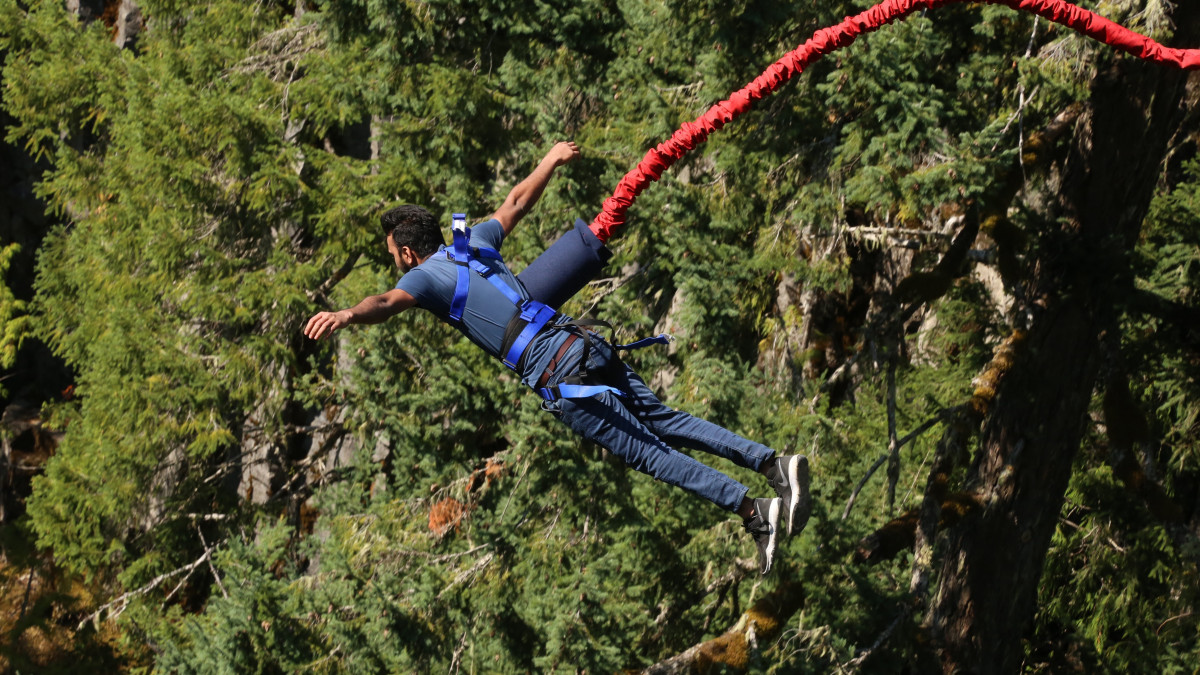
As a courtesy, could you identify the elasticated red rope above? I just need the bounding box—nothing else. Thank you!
[589,0,1200,242]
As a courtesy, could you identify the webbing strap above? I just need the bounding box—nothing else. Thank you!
[448,224,473,322]
[444,227,558,370]
[537,383,626,402]
[504,303,557,369]
[616,334,673,351]
[466,258,524,306]
[450,265,470,321]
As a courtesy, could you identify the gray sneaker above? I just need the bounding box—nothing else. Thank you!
[743,497,782,576]
[766,454,811,537]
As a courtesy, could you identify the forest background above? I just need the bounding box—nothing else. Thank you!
[1,0,1199,672]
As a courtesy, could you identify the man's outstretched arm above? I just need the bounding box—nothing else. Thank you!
[490,141,580,236]
[303,288,417,340]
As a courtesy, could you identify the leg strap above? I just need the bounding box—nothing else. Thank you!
[537,382,626,402]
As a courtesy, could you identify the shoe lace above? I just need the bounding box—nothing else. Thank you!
[743,519,769,538]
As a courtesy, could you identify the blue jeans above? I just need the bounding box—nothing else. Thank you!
[545,335,775,512]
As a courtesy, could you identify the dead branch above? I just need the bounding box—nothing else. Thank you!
[650,557,757,639]
[309,253,363,306]
[582,263,646,318]
[227,22,325,82]
[78,547,216,629]
[841,410,951,521]
[437,551,496,600]
[197,525,229,599]
[377,543,491,567]
[885,358,900,513]
[845,604,913,670]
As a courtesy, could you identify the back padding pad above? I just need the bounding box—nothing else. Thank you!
[516,218,612,310]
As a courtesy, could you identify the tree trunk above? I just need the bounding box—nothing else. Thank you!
[927,11,1200,673]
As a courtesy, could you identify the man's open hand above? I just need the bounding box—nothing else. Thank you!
[303,310,351,340]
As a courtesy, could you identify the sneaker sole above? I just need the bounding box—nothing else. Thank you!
[785,456,812,537]
[763,498,781,575]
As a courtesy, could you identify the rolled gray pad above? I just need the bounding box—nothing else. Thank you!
[516,218,612,310]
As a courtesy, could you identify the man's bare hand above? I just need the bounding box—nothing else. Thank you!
[549,141,580,167]
[304,310,352,340]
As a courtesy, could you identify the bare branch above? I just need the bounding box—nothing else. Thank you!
[845,605,913,671]
[581,263,646,317]
[78,547,216,630]
[437,552,496,600]
[197,525,229,599]
[651,557,756,636]
[309,253,363,306]
[227,22,325,81]
[885,358,900,514]
[377,543,491,566]
[842,411,952,521]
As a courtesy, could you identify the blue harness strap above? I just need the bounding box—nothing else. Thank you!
[616,334,673,351]
[448,214,473,322]
[442,223,561,371]
[536,382,626,402]
[442,217,669,403]
[503,302,557,369]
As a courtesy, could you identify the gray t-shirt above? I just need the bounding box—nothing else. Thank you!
[395,219,578,387]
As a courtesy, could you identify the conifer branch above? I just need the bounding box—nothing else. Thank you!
[650,558,756,635]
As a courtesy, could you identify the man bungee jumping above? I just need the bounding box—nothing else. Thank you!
[302,142,811,574]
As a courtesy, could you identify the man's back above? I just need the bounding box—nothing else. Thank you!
[394,218,576,385]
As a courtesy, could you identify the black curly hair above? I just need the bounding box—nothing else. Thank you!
[380,205,445,257]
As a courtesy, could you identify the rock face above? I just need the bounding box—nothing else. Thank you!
[65,0,142,50]
[115,1,143,50]
[65,0,105,21]
[0,403,62,524]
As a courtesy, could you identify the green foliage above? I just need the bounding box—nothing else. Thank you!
[0,243,30,379]
[1130,156,1200,470]
[1037,461,1200,673]
[1027,129,1200,675]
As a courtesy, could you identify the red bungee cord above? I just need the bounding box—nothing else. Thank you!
[588,0,1200,243]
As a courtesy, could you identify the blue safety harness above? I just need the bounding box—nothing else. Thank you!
[441,214,669,402]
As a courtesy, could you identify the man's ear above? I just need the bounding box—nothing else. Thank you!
[400,246,421,268]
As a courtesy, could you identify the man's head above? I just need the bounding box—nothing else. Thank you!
[381,204,445,272]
